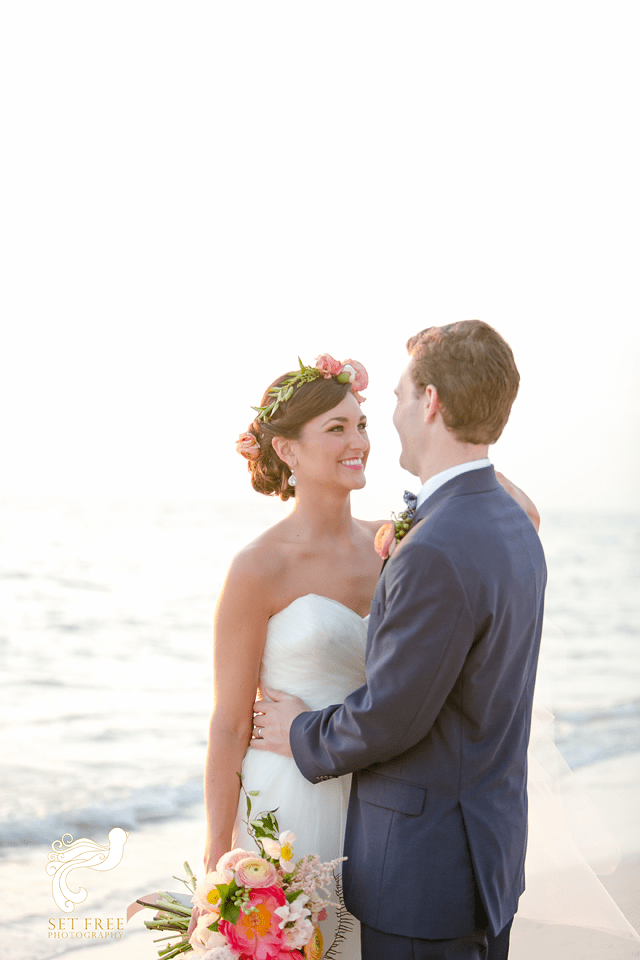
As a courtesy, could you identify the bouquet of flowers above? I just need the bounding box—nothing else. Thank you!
[135,786,347,960]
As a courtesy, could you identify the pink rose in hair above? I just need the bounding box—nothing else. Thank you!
[236,432,261,460]
[342,359,368,392]
[315,354,343,378]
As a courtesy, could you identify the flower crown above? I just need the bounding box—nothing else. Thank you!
[236,354,368,460]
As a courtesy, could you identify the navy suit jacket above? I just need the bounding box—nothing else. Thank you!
[290,466,547,939]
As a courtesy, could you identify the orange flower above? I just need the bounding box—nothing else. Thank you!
[303,925,324,960]
[374,521,397,560]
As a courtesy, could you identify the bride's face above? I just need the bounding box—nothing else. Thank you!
[292,392,370,492]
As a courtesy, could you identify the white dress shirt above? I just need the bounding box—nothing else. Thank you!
[415,458,492,510]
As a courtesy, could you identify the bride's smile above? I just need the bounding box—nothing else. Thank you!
[275,391,370,493]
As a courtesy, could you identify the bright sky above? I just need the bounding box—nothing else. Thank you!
[2,3,638,513]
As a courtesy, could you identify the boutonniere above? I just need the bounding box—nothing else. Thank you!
[374,491,418,560]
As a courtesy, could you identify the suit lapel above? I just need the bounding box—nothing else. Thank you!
[411,465,498,526]
[379,467,498,577]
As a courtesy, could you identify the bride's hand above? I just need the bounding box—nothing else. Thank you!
[496,471,541,532]
[251,686,310,757]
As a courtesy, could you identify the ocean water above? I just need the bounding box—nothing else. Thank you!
[1,495,639,854]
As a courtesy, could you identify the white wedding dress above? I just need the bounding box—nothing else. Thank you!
[233,595,639,958]
[234,595,366,958]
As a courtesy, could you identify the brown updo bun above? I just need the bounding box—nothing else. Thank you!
[244,373,351,501]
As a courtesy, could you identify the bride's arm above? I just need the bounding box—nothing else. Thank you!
[202,549,272,873]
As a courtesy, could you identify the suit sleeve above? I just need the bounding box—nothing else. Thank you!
[290,539,475,783]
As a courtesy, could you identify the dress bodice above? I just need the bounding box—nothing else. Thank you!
[258,594,368,711]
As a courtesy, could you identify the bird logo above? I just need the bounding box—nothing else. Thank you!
[46,828,129,912]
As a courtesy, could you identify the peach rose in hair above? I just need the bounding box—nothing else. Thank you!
[236,432,260,460]
[342,359,368,392]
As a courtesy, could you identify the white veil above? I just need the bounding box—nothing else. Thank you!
[518,621,639,942]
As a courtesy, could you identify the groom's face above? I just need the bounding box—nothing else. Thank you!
[393,362,425,477]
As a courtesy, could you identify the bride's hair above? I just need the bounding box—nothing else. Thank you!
[243,373,351,501]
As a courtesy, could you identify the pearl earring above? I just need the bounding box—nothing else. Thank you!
[288,471,297,487]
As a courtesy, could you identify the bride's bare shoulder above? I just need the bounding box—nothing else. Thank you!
[354,517,387,540]
[224,518,292,589]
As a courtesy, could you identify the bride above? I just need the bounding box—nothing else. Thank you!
[195,353,637,957]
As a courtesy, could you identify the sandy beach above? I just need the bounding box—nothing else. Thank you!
[34,751,640,960]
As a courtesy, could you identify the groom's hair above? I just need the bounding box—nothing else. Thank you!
[407,320,520,444]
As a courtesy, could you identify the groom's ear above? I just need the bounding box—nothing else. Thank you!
[271,436,296,467]
[422,384,440,423]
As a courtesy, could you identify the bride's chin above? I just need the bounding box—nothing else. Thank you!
[350,472,367,489]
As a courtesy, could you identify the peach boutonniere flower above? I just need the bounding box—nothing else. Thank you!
[374,492,417,559]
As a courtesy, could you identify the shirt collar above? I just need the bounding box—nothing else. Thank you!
[415,458,492,509]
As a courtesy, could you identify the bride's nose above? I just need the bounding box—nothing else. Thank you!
[347,430,368,453]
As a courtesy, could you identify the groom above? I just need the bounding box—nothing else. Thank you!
[254,321,547,960]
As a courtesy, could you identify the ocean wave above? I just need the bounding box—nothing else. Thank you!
[554,699,640,768]
[0,778,203,849]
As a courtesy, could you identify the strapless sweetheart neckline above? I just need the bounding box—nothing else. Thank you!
[271,593,370,622]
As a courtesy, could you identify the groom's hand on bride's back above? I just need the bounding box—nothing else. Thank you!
[251,686,310,757]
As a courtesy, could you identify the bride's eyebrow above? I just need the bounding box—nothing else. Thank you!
[322,415,367,427]
[322,416,349,426]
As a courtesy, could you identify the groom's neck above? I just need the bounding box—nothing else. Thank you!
[417,442,490,486]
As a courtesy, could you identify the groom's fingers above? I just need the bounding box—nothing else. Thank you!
[250,703,294,757]
[250,696,309,757]
[262,685,295,701]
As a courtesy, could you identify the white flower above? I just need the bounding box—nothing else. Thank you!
[283,919,314,949]
[262,830,296,870]
[275,892,313,949]
[192,871,227,912]
[189,914,224,954]
[342,362,356,383]
[201,946,241,960]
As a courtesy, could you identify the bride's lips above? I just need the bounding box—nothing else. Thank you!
[340,457,365,470]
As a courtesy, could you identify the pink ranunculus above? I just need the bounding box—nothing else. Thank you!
[341,359,369,392]
[315,354,343,378]
[219,885,286,959]
[236,433,261,461]
[234,856,277,888]
[217,848,253,875]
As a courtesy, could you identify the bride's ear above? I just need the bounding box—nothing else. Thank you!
[271,436,296,469]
